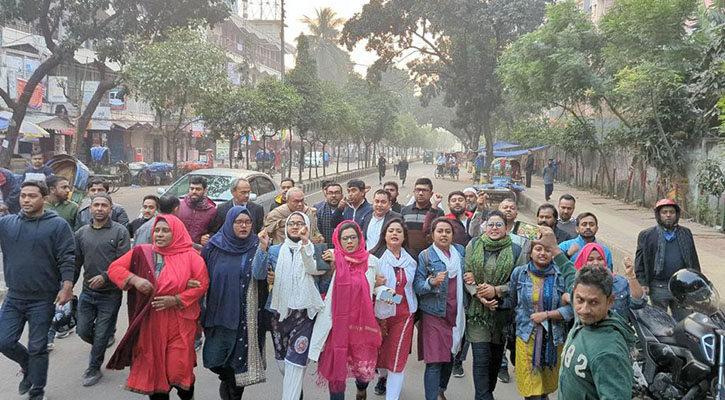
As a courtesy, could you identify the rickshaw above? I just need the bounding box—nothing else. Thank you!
[475,157,525,207]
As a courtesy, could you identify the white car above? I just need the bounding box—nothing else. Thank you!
[157,168,280,208]
[303,152,324,168]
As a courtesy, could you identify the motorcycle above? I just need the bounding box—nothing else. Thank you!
[629,269,725,400]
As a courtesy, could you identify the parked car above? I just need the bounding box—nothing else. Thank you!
[157,168,280,209]
[303,151,324,168]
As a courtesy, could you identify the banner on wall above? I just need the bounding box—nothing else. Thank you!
[17,79,43,110]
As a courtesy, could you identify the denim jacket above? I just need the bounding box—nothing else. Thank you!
[502,264,573,345]
[413,243,466,317]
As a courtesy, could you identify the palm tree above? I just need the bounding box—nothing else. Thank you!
[300,7,353,83]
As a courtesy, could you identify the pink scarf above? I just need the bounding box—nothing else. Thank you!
[318,221,382,384]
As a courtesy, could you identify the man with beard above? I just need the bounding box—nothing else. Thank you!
[314,181,343,246]
[556,194,577,238]
[537,203,575,244]
[635,199,700,321]
[178,176,217,248]
[462,187,479,213]
[384,181,402,213]
[270,178,295,212]
[126,195,158,239]
[74,193,130,386]
[423,190,472,246]
[559,212,613,269]
[362,189,401,250]
[209,178,264,235]
[45,175,78,227]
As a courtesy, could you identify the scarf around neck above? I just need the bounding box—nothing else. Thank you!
[527,262,558,369]
[467,234,515,331]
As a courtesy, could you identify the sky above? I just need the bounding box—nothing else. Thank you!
[285,0,375,74]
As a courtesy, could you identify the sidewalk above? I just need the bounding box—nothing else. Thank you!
[519,175,725,290]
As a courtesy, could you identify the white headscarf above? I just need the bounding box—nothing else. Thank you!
[270,211,324,322]
[375,248,418,319]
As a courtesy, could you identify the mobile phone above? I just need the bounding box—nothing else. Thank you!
[513,221,542,240]
[379,291,403,304]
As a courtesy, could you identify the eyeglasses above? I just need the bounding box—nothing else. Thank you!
[487,222,505,228]
[287,221,306,227]
[234,220,252,227]
[340,235,358,242]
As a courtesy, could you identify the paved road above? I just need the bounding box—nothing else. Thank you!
[0,163,533,400]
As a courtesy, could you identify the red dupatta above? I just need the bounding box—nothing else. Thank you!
[106,215,208,369]
[574,242,607,271]
[317,220,382,384]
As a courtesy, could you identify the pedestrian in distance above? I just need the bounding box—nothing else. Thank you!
[106,215,209,400]
[202,206,266,399]
[414,217,466,400]
[635,199,700,321]
[310,221,389,400]
[74,192,131,387]
[398,158,409,187]
[378,155,387,185]
[525,150,534,188]
[543,159,556,201]
[253,211,326,400]
[369,218,418,400]
[0,181,76,400]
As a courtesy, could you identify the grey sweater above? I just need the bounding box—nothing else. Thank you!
[75,219,130,292]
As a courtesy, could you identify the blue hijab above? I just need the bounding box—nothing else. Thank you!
[202,206,259,330]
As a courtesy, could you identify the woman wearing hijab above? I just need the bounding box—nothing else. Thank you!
[462,210,523,400]
[106,215,208,400]
[309,220,388,400]
[369,218,418,400]
[252,211,326,400]
[502,239,573,399]
[574,243,645,317]
[202,206,264,399]
[413,217,466,400]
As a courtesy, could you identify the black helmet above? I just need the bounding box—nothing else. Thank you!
[669,269,718,311]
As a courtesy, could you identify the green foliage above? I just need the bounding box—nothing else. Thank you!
[697,158,725,197]
[257,79,303,136]
[197,86,261,141]
[300,7,353,84]
[287,34,323,136]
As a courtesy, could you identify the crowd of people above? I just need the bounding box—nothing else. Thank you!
[0,156,702,400]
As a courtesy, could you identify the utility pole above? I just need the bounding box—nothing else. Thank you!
[280,0,285,83]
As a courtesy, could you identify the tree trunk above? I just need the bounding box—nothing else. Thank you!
[245,133,250,169]
[0,54,63,167]
[288,128,293,179]
[297,136,304,184]
[74,63,115,157]
[322,142,327,177]
[336,142,341,174]
[229,136,234,168]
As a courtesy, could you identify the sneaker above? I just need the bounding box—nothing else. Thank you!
[29,394,46,400]
[497,366,510,383]
[47,342,55,352]
[373,377,386,395]
[452,362,465,378]
[55,326,75,339]
[106,336,115,348]
[82,368,103,387]
[18,369,31,395]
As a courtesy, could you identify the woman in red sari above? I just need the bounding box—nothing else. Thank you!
[106,215,208,399]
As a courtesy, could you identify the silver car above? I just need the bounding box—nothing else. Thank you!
[157,168,280,209]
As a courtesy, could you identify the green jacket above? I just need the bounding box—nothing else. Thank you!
[45,200,79,228]
[553,253,636,400]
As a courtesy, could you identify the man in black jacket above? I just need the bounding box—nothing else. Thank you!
[525,150,534,188]
[635,199,700,321]
[537,203,574,244]
[0,181,75,400]
[210,177,264,234]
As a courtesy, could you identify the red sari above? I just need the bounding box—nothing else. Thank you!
[107,215,209,395]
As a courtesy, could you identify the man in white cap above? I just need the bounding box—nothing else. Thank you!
[463,187,478,213]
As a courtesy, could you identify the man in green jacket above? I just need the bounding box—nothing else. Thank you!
[44,175,78,228]
[535,228,635,400]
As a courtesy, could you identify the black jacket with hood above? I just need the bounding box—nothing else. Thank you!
[0,210,76,300]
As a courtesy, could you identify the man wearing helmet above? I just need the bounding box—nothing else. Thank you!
[635,199,701,321]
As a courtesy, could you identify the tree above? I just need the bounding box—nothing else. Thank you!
[287,34,323,182]
[257,79,302,173]
[197,86,261,169]
[123,27,227,175]
[301,7,354,84]
[316,81,359,175]
[342,0,550,169]
[0,0,228,166]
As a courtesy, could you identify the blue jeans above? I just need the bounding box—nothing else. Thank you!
[424,356,453,400]
[471,342,505,400]
[544,184,554,201]
[76,289,122,369]
[0,297,54,396]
